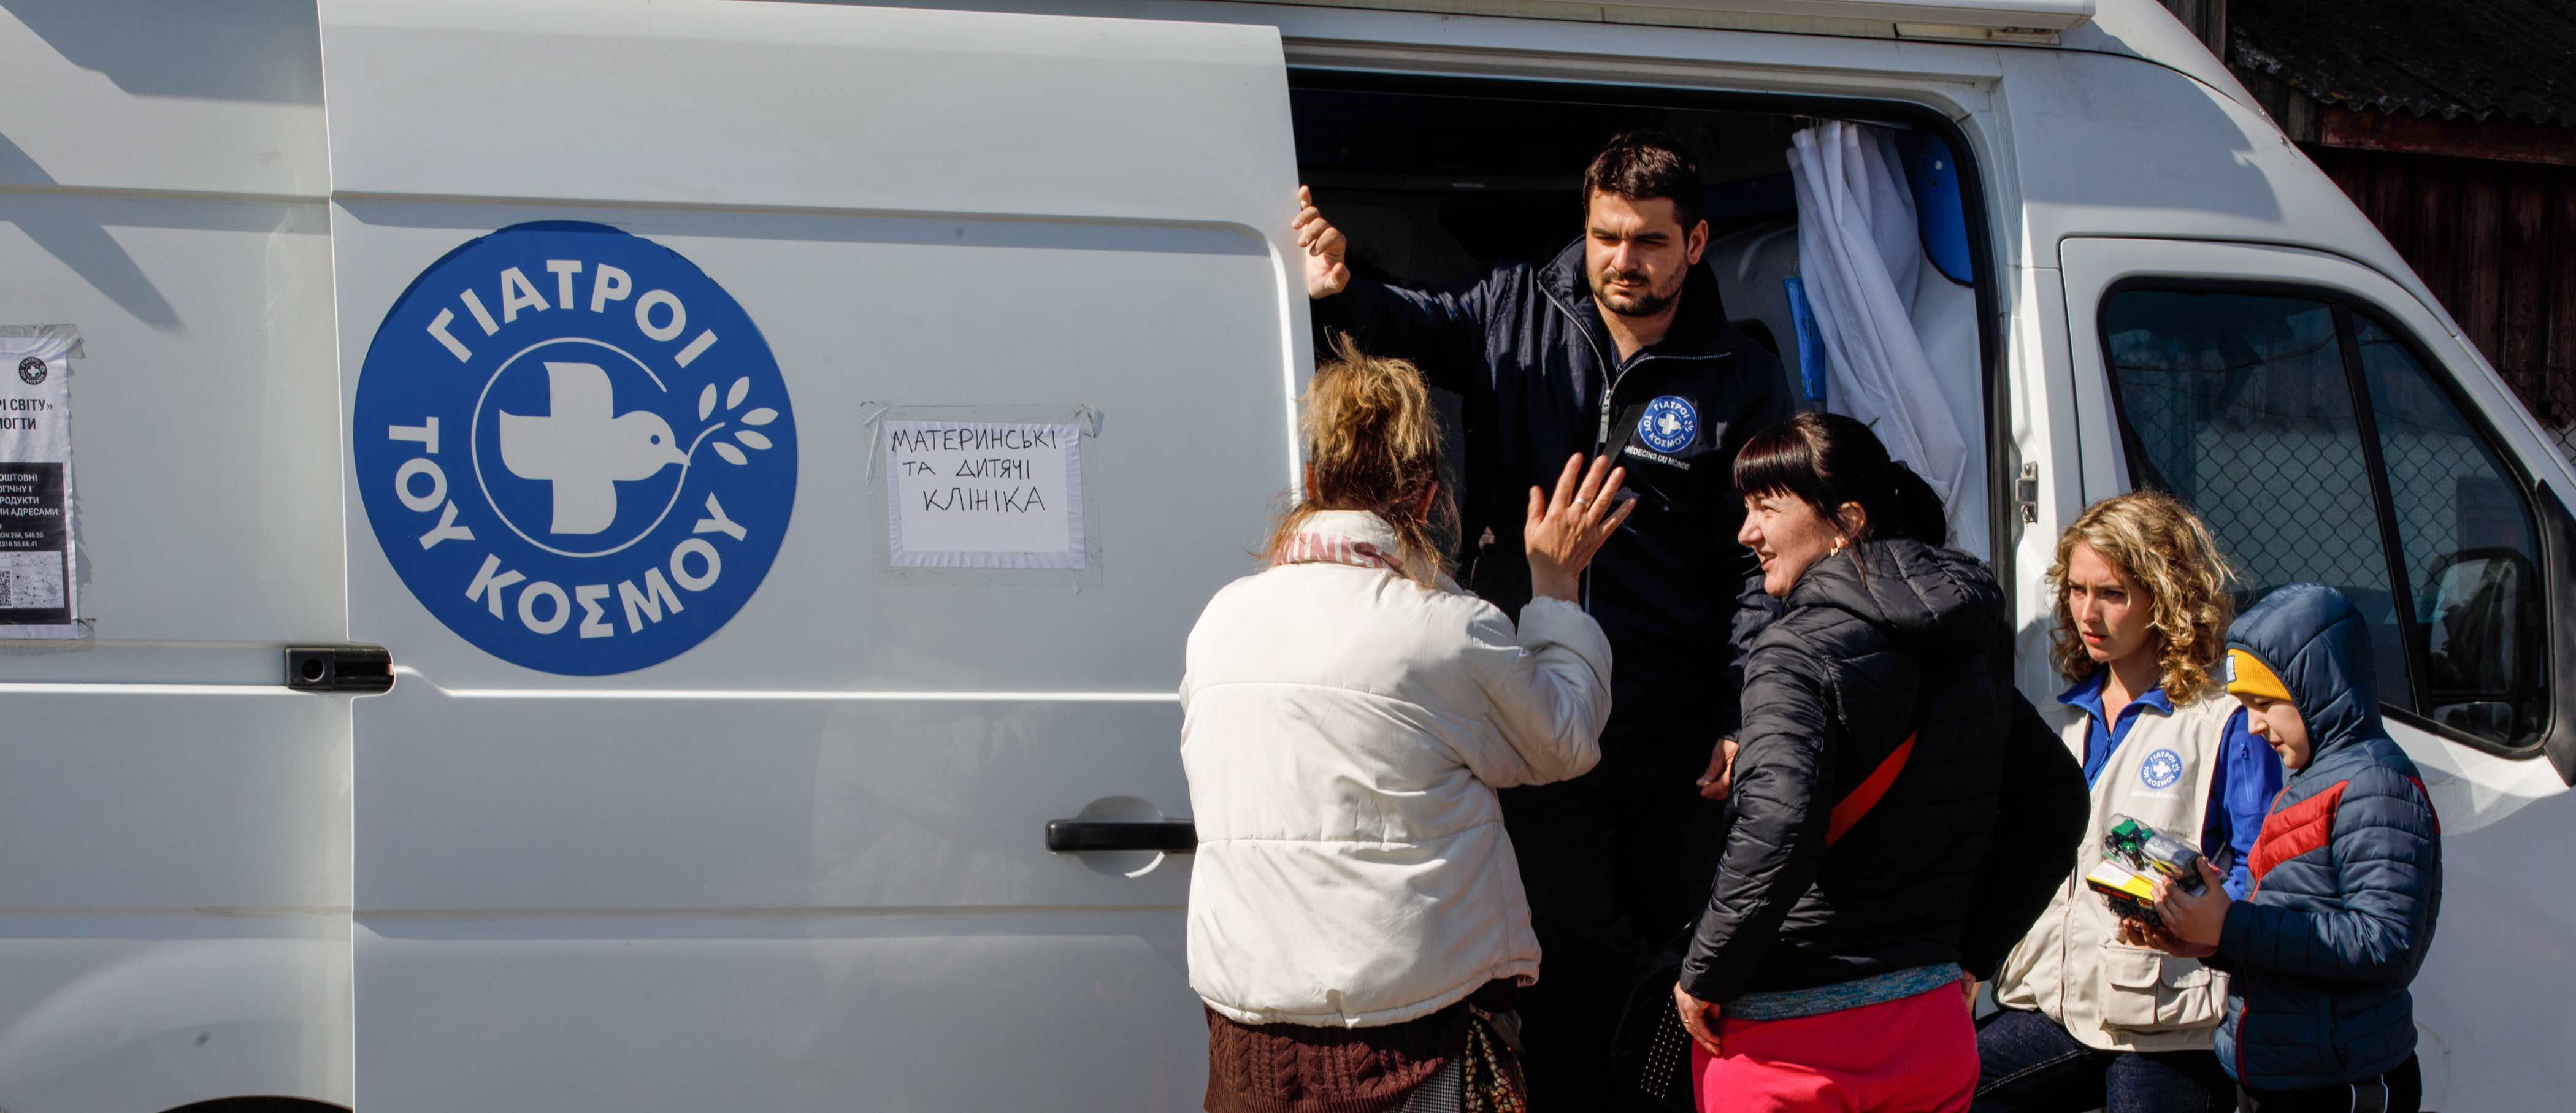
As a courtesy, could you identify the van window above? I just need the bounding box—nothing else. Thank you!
[2101,288,2549,750]
[2103,292,2409,705]
[2355,317,2550,745]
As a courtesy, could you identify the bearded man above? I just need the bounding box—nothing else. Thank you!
[1298,131,1790,1107]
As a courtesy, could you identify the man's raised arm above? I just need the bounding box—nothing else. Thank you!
[1295,186,1489,388]
[1295,185,1355,300]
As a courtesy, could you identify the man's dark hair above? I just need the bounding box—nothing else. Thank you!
[1582,131,1705,231]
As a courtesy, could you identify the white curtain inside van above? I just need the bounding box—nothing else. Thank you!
[1785,121,1985,555]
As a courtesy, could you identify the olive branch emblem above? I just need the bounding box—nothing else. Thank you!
[694,375,779,465]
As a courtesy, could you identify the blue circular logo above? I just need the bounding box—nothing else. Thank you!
[2139,748,2185,790]
[354,221,797,675]
[1638,395,1698,454]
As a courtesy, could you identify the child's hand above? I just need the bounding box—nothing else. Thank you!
[2150,859,2232,952]
[2117,914,2217,958]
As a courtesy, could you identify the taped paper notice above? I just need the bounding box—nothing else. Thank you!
[885,420,1084,568]
[0,334,74,636]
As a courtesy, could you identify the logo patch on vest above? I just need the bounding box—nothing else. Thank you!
[353,221,797,676]
[1638,395,1698,454]
[2139,748,2185,790]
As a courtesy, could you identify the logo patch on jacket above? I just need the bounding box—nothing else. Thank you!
[353,221,798,676]
[2139,748,2185,790]
[1638,395,1698,454]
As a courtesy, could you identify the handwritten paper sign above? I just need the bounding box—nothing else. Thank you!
[884,420,1084,568]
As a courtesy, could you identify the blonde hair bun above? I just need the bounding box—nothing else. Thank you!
[1261,332,1453,586]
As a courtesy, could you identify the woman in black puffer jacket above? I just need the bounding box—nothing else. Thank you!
[1673,413,2088,1113]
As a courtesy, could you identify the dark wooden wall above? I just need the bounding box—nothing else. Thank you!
[2309,145,2576,427]
[2157,0,2228,57]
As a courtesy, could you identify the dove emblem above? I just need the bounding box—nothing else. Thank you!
[356,220,794,675]
[1638,395,1698,454]
[499,362,690,534]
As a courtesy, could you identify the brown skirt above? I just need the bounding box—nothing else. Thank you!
[1203,981,1516,1113]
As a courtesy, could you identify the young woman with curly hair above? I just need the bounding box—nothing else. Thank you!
[1974,491,2287,1113]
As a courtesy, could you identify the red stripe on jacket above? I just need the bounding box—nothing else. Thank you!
[2407,776,2442,835]
[2246,779,2350,895]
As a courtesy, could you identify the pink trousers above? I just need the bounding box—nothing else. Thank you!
[1692,983,1977,1112]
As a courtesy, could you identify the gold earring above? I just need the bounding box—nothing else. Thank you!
[1830,538,1846,554]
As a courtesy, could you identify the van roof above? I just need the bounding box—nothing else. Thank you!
[1257,0,2264,129]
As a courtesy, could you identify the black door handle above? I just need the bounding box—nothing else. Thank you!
[1045,819,1197,854]
[286,644,393,693]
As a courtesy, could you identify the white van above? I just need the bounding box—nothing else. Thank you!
[0,0,2567,1109]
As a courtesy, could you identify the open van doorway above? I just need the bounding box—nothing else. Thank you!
[1282,74,2007,1103]
[1287,75,2003,565]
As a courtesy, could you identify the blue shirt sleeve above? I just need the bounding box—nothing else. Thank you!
[2201,706,2285,900]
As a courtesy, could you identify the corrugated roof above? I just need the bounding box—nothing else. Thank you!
[2230,0,2576,126]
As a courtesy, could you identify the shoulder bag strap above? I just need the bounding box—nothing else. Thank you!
[1825,730,1916,846]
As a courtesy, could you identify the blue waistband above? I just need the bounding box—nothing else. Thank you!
[1723,963,1964,1021]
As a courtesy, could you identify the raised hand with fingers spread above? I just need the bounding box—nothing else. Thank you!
[1524,453,1634,602]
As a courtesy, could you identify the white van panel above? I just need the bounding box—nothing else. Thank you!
[320,0,1293,225]
[0,208,343,644]
[0,690,348,906]
[355,686,1198,1104]
[0,929,350,1113]
[0,9,351,1109]
[0,4,343,646]
[0,689,352,1109]
[0,1,327,197]
[322,2,1298,1106]
[1996,47,2444,330]
[355,911,1195,1108]
[356,685,1187,912]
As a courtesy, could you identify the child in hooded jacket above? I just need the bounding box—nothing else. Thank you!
[2140,583,2442,1113]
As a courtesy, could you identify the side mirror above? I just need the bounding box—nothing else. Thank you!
[2420,546,2540,742]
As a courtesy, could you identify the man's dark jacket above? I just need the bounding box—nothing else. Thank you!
[2214,583,2442,1090]
[1313,240,1789,734]
[1679,540,2088,1000]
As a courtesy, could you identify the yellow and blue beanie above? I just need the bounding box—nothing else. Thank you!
[2224,648,2293,703]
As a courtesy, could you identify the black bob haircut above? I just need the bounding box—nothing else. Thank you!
[1733,411,1949,547]
[1582,131,1706,231]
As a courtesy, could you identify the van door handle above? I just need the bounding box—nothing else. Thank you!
[286,644,394,693]
[1045,819,1197,854]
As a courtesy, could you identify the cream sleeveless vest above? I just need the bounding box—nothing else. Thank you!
[1991,688,2237,1052]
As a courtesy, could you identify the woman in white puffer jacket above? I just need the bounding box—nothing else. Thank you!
[1184,337,1630,1113]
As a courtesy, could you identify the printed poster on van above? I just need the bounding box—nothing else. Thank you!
[0,334,74,637]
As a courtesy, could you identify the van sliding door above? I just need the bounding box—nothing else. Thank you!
[320,1,1299,1107]
[2061,237,2576,1112]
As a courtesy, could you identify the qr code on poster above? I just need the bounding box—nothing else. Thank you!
[0,551,66,609]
